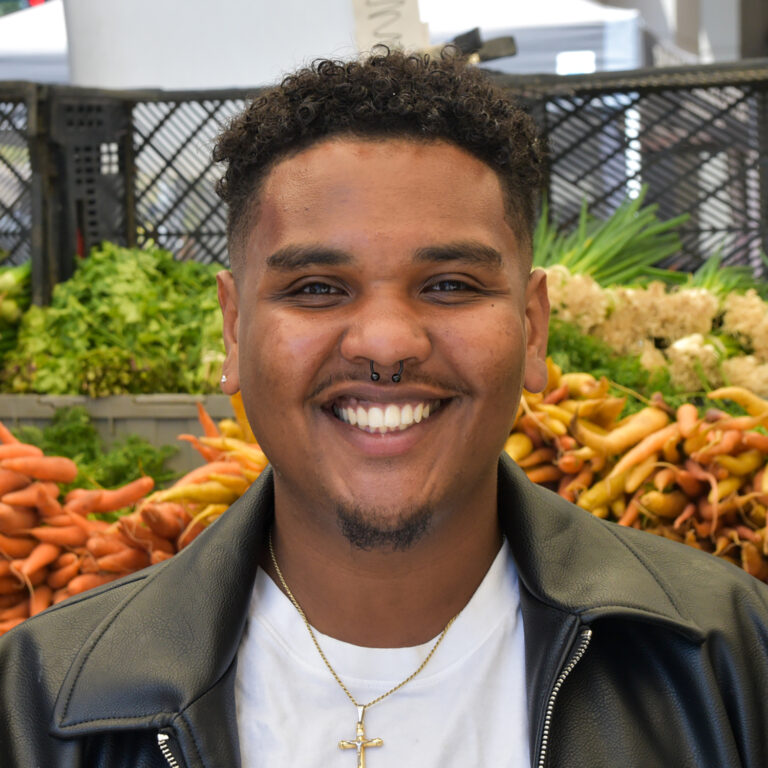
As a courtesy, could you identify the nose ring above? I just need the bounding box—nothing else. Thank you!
[369,360,404,383]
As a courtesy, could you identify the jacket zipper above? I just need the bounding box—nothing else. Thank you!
[157,731,184,768]
[536,626,592,768]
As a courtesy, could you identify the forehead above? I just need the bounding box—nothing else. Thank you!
[242,138,518,269]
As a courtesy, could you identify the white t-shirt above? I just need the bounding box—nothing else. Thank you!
[235,539,529,767]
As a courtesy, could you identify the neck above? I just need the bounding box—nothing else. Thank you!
[262,481,502,647]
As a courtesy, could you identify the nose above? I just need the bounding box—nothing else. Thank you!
[339,294,432,374]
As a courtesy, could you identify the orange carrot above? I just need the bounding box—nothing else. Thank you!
[0,575,24,595]
[743,431,768,453]
[27,525,87,548]
[0,600,28,621]
[0,456,78,484]
[29,585,53,616]
[53,551,78,569]
[0,469,30,497]
[653,468,676,493]
[117,516,174,554]
[0,593,24,609]
[177,520,206,549]
[46,559,81,590]
[676,403,699,438]
[557,453,584,475]
[0,503,38,534]
[150,550,174,565]
[517,447,557,469]
[609,423,681,478]
[672,468,705,498]
[542,383,569,405]
[63,490,104,517]
[0,560,10,577]
[86,534,132,558]
[177,434,221,462]
[0,532,36,559]
[14,542,61,576]
[692,430,743,464]
[0,443,42,459]
[66,572,118,596]
[171,461,243,487]
[618,497,641,527]
[2,481,59,508]
[673,502,697,530]
[94,476,154,514]
[140,502,189,540]
[0,617,26,635]
[196,401,220,438]
[525,465,563,484]
[34,486,63,518]
[96,548,150,573]
[0,421,18,445]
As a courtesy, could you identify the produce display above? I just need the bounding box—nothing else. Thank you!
[505,361,768,583]
[0,397,266,636]
[1,243,225,396]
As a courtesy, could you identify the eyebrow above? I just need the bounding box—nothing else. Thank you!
[265,240,504,270]
[414,241,503,269]
[266,245,353,270]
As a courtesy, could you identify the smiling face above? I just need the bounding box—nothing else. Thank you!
[218,138,549,548]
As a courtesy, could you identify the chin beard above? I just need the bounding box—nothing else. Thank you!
[336,503,433,551]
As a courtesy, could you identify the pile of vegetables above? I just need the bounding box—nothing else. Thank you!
[0,396,266,636]
[1,243,225,396]
[505,361,768,582]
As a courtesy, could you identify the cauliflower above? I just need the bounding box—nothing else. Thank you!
[722,290,768,362]
[665,334,723,392]
[721,355,768,397]
[544,266,610,334]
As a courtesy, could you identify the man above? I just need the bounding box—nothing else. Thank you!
[1,49,767,768]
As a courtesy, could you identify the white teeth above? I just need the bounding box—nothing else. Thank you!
[384,404,400,428]
[368,406,384,429]
[334,400,441,433]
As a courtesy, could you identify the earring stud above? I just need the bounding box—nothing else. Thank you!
[221,374,228,383]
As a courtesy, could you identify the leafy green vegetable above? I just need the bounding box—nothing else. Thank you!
[13,406,177,491]
[0,261,31,365]
[686,251,768,300]
[2,244,224,395]
[533,187,689,287]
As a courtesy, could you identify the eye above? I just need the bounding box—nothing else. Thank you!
[296,281,342,295]
[428,278,473,292]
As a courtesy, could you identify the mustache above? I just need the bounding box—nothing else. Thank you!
[308,368,472,400]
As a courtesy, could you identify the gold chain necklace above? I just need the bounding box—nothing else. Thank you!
[268,530,458,767]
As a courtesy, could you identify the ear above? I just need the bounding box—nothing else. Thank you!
[522,268,550,394]
[216,270,241,394]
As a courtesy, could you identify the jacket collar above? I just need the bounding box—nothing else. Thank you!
[53,456,703,749]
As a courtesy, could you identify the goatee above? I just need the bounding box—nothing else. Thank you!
[336,504,432,551]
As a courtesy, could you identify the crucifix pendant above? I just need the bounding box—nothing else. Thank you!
[339,705,383,768]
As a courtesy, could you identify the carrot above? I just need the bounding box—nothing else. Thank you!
[94,476,154,514]
[572,407,670,457]
[66,572,118,596]
[577,472,628,512]
[140,502,189,540]
[0,593,25,609]
[196,401,220,438]
[708,387,768,419]
[64,490,104,517]
[117,516,174,554]
[557,453,584,475]
[177,434,221,462]
[47,559,81,590]
[716,449,763,477]
[517,447,556,469]
[29,585,53,616]
[525,465,562,484]
[0,469,31,497]
[97,548,150,573]
[653,468,677,492]
[743,431,768,453]
[0,532,36,558]
[624,453,658,494]
[0,443,43,459]
[0,617,26,635]
[692,430,743,464]
[2,481,59,508]
[15,542,61,576]
[0,600,29,621]
[34,485,63,519]
[0,560,10,577]
[170,461,244,488]
[51,587,71,605]
[638,490,689,520]
[229,391,258,444]
[0,575,24,595]
[609,424,681,478]
[86,534,132,558]
[64,510,110,535]
[542,383,569,405]
[673,502,697,530]
[676,403,699,438]
[0,504,38,534]
[177,520,206,549]
[53,551,78,569]
[27,525,87,548]
[0,421,18,445]
[617,497,641,527]
[0,456,78,484]
[565,466,594,497]
[672,468,705,498]
[150,550,174,565]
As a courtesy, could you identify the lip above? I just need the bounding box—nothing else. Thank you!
[317,382,456,406]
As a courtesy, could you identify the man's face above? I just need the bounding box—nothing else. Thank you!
[218,138,549,545]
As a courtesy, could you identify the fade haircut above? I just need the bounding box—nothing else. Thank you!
[213,48,547,273]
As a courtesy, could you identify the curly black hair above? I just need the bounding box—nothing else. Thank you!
[214,48,546,266]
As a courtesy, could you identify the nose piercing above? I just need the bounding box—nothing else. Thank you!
[369,360,404,383]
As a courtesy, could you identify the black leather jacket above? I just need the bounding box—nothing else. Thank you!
[2,456,767,767]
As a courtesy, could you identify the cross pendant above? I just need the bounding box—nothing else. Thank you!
[339,706,383,768]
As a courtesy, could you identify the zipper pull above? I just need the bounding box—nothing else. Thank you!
[157,731,183,768]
